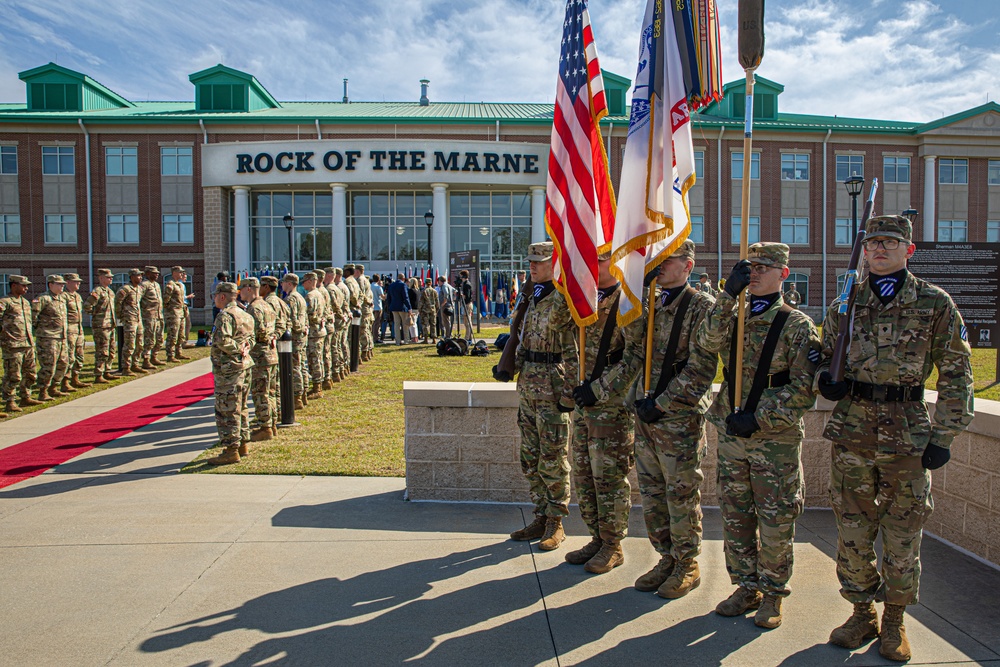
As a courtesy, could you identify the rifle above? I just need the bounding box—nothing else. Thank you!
[829,178,878,382]
[494,280,533,382]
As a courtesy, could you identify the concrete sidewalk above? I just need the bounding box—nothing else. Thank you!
[0,373,998,665]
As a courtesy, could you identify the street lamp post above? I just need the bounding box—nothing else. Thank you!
[424,211,434,271]
[845,175,864,239]
[282,214,295,273]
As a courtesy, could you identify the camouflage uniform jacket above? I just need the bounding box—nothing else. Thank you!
[358,275,374,312]
[163,280,186,317]
[84,286,116,329]
[115,283,142,325]
[0,295,35,349]
[264,292,291,337]
[419,286,439,316]
[818,273,973,455]
[305,288,326,338]
[513,285,579,406]
[211,302,255,375]
[246,297,278,367]
[343,276,361,312]
[315,283,333,332]
[33,290,68,339]
[284,291,309,337]
[64,291,84,332]
[696,291,820,442]
[326,283,350,329]
[139,279,163,320]
[603,286,717,415]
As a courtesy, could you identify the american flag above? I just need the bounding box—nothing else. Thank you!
[545,0,616,328]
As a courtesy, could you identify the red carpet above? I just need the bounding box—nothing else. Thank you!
[0,373,214,489]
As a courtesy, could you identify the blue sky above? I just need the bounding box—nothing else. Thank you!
[0,0,996,122]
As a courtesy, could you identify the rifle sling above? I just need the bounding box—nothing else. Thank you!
[727,305,793,414]
[651,288,695,399]
[589,292,621,383]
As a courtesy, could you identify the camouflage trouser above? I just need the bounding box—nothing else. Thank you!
[250,363,277,430]
[93,327,114,375]
[66,324,85,374]
[635,414,707,564]
[214,368,250,447]
[337,325,349,373]
[307,336,324,387]
[419,309,437,340]
[268,361,280,426]
[517,396,571,518]
[164,313,184,355]
[571,405,634,544]
[718,433,804,597]
[323,330,335,379]
[2,347,36,401]
[122,322,143,369]
[291,334,308,396]
[36,337,69,389]
[142,317,163,359]
[830,443,932,606]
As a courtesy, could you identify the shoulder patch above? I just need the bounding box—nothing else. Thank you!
[807,347,821,364]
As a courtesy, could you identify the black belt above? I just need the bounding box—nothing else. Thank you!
[525,351,562,364]
[849,380,923,402]
[723,368,790,389]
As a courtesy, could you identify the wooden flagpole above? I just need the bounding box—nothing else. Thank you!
[579,326,586,384]
[644,282,656,395]
[733,68,756,409]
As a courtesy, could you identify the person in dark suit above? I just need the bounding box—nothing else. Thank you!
[385,274,411,345]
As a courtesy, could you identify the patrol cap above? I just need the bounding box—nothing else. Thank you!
[129,268,143,277]
[334,267,343,276]
[311,270,325,281]
[214,281,238,295]
[323,267,337,275]
[260,276,279,288]
[8,274,31,286]
[344,263,356,270]
[670,239,696,260]
[301,271,317,283]
[239,276,260,289]
[170,265,185,273]
[355,264,365,271]
[64,273,81,282]
[526,241,554,262]
[47,274,66,284]
[96,268,113,277]
[281,273,299,285]
[865,215,912,242]
[700,273,710,279]
[144,265,160,274]
[747,242,789,268]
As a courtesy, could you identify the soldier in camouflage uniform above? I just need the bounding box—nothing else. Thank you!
[32,274,70,401]
[783,283,801,309]
[607,241,718,596]
[494,241,578,551]
[418,279,439,344]
[698,273,718,297]
[334,268,352,378]
[818,216,974,662]
[323,268,346,383]
[302,271,326,399]
[115,269,145,375]
[356,264,375,361]
[62,273,90,391]
[565,250,635,574]
[207,282,255,465]
[343,264,362,363]
[84,268,117,383]
[240,277,278,444]
[163,266,189,361]
[139,266,165,368]
[695,242,820,630]
[1,275,41,413]
[261,276,289,430]
[306,270,331,390]
[282,273,310,410]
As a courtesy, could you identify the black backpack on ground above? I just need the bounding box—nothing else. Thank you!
[437,338,468,356]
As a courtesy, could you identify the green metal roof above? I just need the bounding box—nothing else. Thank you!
[17,62,134,110]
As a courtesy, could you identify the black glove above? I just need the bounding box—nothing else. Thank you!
[491,364,511,383]
[818,371,850,401]
[573,382,598,407]
[644,265,661,287]
[725,411,760,438]
[724,260,752,298]
[922,444,950,470]
[557,402,575,413]
[634,398,664,424]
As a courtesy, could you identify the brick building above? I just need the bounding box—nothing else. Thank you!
[1,63,998,323]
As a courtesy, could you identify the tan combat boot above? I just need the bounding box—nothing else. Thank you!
[238,442,250,457]
[49,384,66,397]
[93,372,108,384]
[207,445,241,466]
[584,542,624,573]
[60,377,74,393]
[131,364,147,375]
[271,424,278,436]
[150,355,165,367]
[509,515,547,541]
[20,394,43,406]
[37,386,52,401]
[6,400,22,413]
[716,586,763,616]
[657,560,701,599]
[880,604,912,662]
[635,554,676,592]
[250,427,273,442]
[754,595,783,629]
[330,372,341,383]
[120,368,135,377]
[142,358,154,370]
[165,353,175,363]
[538,517,566,551]
[565,538,602,565]
[71,372,91,388]
[294,395,305,411]
[103,371,117,381]
[175,349,190,360]
[322,379,333,391]
[830,602,879,649]
[307,389,323,400]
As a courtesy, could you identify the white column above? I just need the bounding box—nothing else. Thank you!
[530,186,547,243]
[923,156,936,242]
[232,186,251,272]
[431,183,448,271]
[331,183,348,267]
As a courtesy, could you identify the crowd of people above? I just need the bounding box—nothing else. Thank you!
[376,270,476,345]
[495,216,973,663]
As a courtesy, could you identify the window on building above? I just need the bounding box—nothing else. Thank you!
[987,221,1000,243]
[29,83,80,111]
[0,275,12,298]
[990,160,1000,186]
[161,146,193,176]
[199,84,246,112]
[107,214,139,244]
[0,215,21,244]
[938,219,968,242]
[42,146,75,175]
[780,154,809,180]
[689,215,704,244]
[694,151,704,179]
[0,146,16,174]
[163,214,194,244]
[883,156,910,183]
[105,146,137,176]
[111,272,131,293]
[939,159,968,185]
[780,217,809,245]
[44,214,77,244]
[836,272,847,295]
[731,216,760,245]
[446,191,532,273]
[836,155,863,182]
[835,218,853,246]
[783,273,808,305]
[731,152,760,180]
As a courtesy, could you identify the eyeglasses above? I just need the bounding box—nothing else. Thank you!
[863,238,901,251]
[749,264,778,274]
